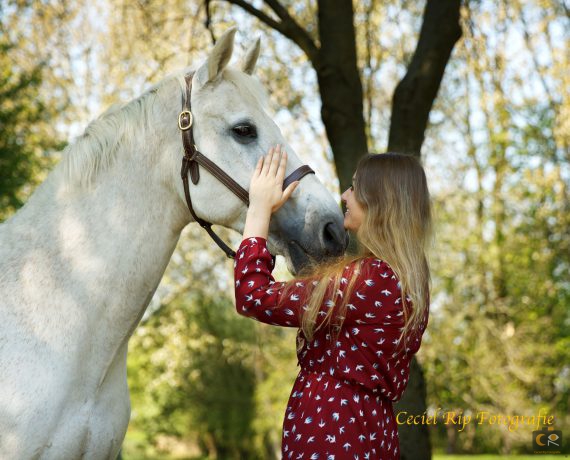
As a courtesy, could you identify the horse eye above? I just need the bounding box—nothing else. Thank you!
[232,124,257,141]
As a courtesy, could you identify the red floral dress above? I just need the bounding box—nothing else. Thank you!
[234,237,429,460]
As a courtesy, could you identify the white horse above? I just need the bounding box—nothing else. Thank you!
[0,28,345,460]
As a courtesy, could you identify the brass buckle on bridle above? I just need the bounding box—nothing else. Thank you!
[178,110,193,131]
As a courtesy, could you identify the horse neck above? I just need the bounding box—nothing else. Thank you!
[8,141,189,362]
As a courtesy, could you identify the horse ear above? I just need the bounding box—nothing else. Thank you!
[242,37,261,75]
[195,27,237,86]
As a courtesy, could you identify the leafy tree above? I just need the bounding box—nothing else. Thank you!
[421,0,570,453]
[129,291,261,458]
[0,34,63,220]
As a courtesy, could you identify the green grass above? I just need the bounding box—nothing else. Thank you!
[434,456,567,460]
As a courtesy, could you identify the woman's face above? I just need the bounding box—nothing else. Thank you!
[341,174,366,232]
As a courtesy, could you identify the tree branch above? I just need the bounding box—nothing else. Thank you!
[205,0,217,43]
[219,0,318,62]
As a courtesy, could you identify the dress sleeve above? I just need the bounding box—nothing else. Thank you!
[233,237,312,327]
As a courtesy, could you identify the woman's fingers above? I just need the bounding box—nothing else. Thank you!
[277,150,288,181]
[272,181,299,213]
[261,147,274,176]
[268,144,282,177]
[283,180,299,199]
[254,155,263,178]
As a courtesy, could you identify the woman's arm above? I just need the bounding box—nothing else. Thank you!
[234,237,310,327]
[234,145,304,326]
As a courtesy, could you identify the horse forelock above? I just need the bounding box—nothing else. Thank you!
[222,68,269,110]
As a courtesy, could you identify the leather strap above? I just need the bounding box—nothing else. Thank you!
[283,165,315,191]
[179,72,315,259]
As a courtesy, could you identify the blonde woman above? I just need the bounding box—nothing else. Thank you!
[234,145,432,459]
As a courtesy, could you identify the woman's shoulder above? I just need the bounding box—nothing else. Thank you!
[352,257,400,289]
[359,256,396,274]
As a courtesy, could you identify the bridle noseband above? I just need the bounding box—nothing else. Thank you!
[179,73,315,259]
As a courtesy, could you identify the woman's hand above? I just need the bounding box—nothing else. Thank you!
[242,145,300,240]
[249,145,300,214]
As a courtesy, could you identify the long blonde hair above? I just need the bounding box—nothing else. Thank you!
[282,153,432,350]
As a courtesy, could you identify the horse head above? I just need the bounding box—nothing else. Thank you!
[168,28,347,273]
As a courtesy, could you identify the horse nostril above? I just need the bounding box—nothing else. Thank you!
[323,221,347,256]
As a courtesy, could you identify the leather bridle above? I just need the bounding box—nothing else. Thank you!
[179,73,315,259]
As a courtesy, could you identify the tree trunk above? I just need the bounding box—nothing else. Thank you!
[314,0,368,191]
[395,357,432,460]
[388,0,462,155]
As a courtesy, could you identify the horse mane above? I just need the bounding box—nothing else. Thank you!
[60,67,267,189]
[61,74,187,188]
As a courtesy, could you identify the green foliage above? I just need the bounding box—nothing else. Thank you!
[127,282,298,460]
[0,33,63,220]
[128,292,257,458]
[421,1,570,453]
